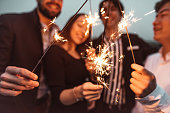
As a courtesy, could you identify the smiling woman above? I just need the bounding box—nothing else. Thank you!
[43,13,103,113]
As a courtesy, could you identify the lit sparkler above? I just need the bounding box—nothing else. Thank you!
[94,44,114,76]
[85,12,100,26]
[118,10,142,34]
[53,31,67,42]
[86,43,114,89]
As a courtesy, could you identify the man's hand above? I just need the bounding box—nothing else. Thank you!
[130,63,156,98]
[0,66,39,96]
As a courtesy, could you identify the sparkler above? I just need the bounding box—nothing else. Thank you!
[93,44,114,76]
[83,9,113,88]
[86,43,114,89]
[144,10,155,16]
[116,9,144,63]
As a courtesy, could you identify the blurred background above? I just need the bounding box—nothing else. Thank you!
[0,0,160,43]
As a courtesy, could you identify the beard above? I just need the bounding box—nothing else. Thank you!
[38,2,61,19]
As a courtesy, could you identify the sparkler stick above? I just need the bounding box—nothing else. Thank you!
[117,0,136,63]
[61,0,89,35]
[32,0,89,72]
[125,27,136,63]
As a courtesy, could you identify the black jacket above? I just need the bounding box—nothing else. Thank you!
[0,9,43,113]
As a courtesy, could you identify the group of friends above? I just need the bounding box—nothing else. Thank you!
[0,0,170,113]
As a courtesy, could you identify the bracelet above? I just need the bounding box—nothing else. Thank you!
[73,87,80,102]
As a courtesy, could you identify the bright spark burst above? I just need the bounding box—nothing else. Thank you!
[84,12,100,36]
[86,12,100,26]
[96,44,115,76]
[88,44,114,76]
[85,43,114,89]
[53,32,67,42]
[118,10,142,34]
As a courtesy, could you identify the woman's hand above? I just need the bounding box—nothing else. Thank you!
[75,82,103,102]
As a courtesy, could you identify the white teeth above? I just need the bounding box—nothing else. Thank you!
[51,5,56,9]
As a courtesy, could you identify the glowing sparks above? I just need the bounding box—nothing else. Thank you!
[119,54,125,62]
[144,10,155,16]
[85,43,115,89]
[42,17,57,32]
[86,12,100,26]
[95,44,114,76]
[100,8,105,15]
[53,32,67,42]
[118,10,142,34]
[96,76,109,89]
[115,88,120,103]
[83,12,100,36]
[87,43,114,76]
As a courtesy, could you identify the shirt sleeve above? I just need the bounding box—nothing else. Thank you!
[136,85,170,113]
[0,15,14,73]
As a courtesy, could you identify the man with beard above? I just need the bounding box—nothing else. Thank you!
[0,0,63,113]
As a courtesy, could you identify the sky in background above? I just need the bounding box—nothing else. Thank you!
[0,0,160,42]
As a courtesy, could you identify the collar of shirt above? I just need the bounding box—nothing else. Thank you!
[104,35,120,45]
[159,47,170,63]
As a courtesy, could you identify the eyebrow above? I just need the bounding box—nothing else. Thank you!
[158,9,170,14]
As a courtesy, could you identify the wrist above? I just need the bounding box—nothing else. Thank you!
[72,86,83,102]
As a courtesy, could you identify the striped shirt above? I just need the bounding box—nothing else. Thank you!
[103,36,125,109]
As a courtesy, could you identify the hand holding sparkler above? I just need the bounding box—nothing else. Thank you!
[0,66,39,96]
[130,63,156,98]
[73,82,103,102]
[60,82,103,106]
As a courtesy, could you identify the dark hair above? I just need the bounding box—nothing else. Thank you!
[99,0,124,18]
[60,13,91,54]
[155,0,170,13]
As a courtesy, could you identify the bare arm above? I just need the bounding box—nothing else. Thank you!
[59,82,103,105]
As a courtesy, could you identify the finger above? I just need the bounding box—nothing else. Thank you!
[129,84,142,97]
[85,94,101,102]
[131,71,149,81]
[131,64,154,79]
[1,73,39,87]
[83,82,103,91]
[130,78,148,90]
[0,87,22,96]
[83,89,103,96]
[6,66,38,80]
[0,80,34,91]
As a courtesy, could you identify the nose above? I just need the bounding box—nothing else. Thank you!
[153,15,160,26]
[82,25,88,33]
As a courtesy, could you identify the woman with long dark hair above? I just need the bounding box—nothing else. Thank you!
[44,13,103,113]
